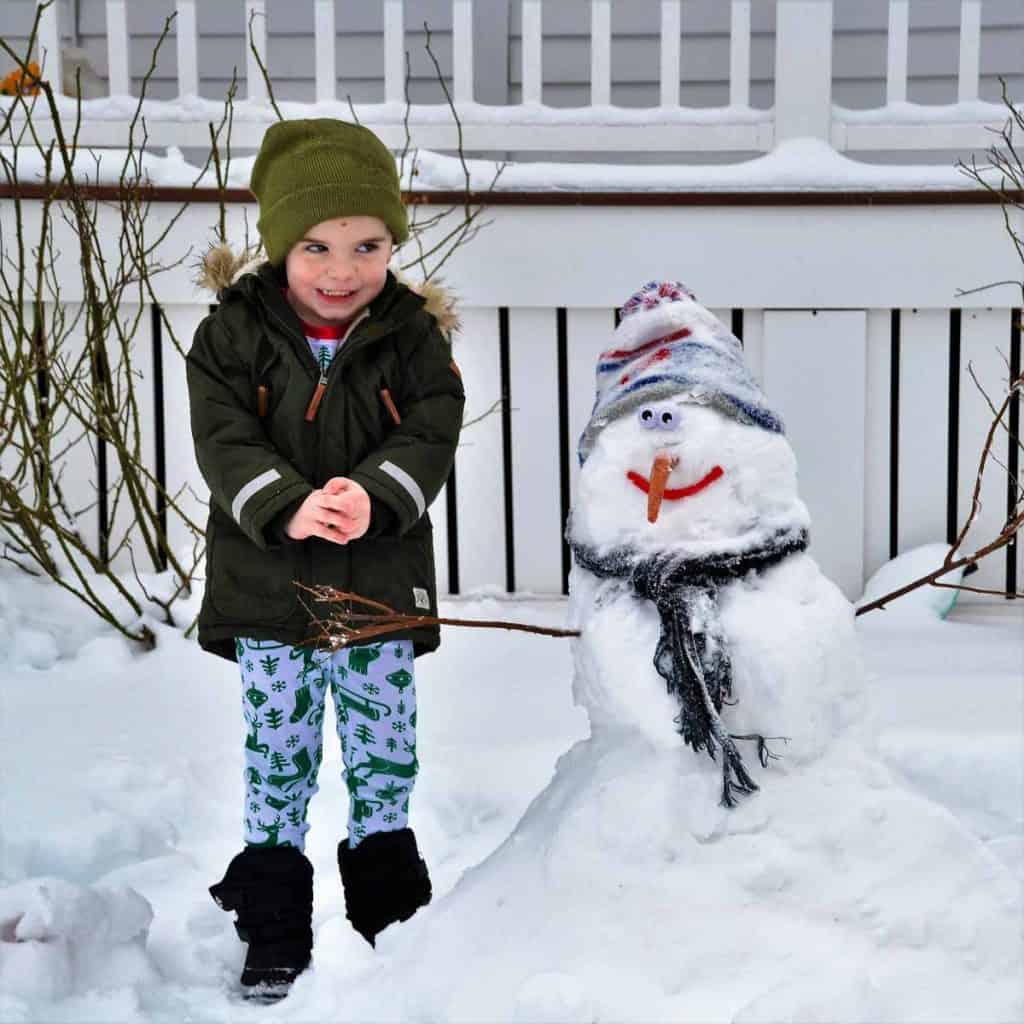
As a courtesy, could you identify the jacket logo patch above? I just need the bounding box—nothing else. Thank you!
[413,587,430,610]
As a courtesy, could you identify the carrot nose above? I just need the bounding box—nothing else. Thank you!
[647,453,677,523]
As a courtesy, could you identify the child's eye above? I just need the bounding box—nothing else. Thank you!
[305,243,327,254]
[357,242,379,254]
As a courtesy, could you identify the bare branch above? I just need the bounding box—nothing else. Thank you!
[247,9,283,122]
[299,586,579,648]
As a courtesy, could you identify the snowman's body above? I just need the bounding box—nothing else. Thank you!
[570,549,862,763]
[568,402,864,786]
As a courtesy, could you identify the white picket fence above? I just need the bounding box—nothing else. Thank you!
[2,197,1020,604]
[17,0,1012,154]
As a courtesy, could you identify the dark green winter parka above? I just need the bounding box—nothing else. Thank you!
[186,257,464,663]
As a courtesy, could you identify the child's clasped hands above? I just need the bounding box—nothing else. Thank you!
[285,477,371,543]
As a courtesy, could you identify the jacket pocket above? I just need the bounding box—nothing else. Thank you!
[352,517,435,618]
[208,510,299,623]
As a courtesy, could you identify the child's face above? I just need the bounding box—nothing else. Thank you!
[284,215,393,327]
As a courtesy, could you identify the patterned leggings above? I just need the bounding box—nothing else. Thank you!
[236,637,418,851]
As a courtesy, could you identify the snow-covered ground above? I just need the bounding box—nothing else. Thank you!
[0,562,1021,1022]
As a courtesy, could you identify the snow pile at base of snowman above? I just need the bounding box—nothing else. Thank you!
[348,283,1020,1024]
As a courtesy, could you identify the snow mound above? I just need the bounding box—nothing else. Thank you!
[340,732,1022,1023]
[0,878,159,1005]
[859,543,966,620]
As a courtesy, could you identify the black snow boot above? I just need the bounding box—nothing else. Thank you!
[209,845,314,999]
[337,828,432,947]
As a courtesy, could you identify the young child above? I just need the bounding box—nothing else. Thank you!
[186,118,464,998]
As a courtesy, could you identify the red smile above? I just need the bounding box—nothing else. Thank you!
[626,464,724,500]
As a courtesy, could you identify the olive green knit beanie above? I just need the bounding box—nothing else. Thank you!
[250,118,408,265]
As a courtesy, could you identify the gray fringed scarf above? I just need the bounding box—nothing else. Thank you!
[570,525,809,807]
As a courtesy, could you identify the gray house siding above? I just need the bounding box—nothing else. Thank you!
[3,0,1022,164]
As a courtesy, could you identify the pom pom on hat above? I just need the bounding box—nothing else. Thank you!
[578,281,784,464]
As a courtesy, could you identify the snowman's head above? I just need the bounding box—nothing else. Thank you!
[571,281,807,554]
[572,394,804,553]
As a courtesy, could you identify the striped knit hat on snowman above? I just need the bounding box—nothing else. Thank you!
[577,281,785,464]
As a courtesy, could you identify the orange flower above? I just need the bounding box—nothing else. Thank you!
[0,62,42,96]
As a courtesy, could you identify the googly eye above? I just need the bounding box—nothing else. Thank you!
[639,404,681,432]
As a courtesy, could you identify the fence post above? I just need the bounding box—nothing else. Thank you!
[957,0,982,103]
[522,0,543,104]
[384,0,404,104]
[659,0,680,108]
[176,0,199,97]
[314,0,336,103]
[729,0,751,108]
[36,0,63,95]
[885,0,909,105]
[105,0,130,97]
[773,0,833,142]
[453,0,474,104]
[590,0,611,106]
[474,0,510,105]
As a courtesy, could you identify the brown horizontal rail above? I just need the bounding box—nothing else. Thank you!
[0,184,1021,206]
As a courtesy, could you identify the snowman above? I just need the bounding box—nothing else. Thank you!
[317,282,1020,1023]
[567,281,860,807]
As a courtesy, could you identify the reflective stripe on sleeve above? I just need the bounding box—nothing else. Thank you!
[380,460,426,519]
[231,468,282,524]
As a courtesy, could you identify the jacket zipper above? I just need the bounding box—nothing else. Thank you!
[302,310,371,422]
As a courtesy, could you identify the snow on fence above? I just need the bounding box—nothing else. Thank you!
[3,197,1020,605]
[17,0,1013,154]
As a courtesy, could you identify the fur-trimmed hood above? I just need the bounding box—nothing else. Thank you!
[197,242,461,337]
